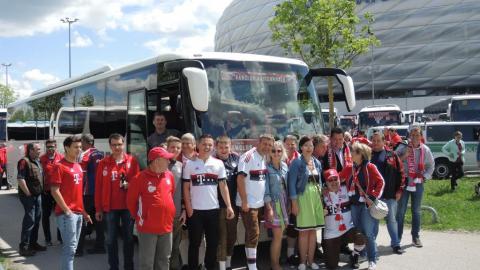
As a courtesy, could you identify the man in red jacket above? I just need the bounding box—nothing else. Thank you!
[39,139,64,246]
[95,133,140,270]
[128,146,176,270]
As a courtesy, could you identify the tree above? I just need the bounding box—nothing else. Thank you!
[0,84,17,108]
[270,0,380,129]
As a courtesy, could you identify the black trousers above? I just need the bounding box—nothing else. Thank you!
[450,161,464,188]
[77,195,105,251]
[187,209,220,270]
[41,191,62,242]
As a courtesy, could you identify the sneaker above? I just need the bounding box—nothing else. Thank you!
[350,254,360,269]
[393,246,405,254]
[309,262,320,270]
[87,247,106,254]
[287,255,300,266]
[368,261,376,270]
[30,242,47,251]
[19,246,35,257]
[413,237,423,248]
[297,263,306,270]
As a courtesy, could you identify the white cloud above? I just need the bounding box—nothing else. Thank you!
[23,69,60,86]
[1,73,34,98]
[69,31,93,47]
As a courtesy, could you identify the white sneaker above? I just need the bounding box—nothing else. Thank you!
[298,263,307,270]
[368,261,376,270]
[309,262,320,270]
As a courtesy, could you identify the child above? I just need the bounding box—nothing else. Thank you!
[322,169,366,269]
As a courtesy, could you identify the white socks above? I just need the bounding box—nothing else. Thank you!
[287,247,295,257]
[226,256,232,268]
[219,261,226,270]
[246,247,257,270]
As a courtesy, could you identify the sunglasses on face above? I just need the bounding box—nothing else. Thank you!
[46,146,55,150]
[271,149,283,154]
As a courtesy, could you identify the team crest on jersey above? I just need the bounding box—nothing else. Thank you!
[165,178,170,185]
[147,182,156,193]
[70,168,74,173]
[103,169,108,176]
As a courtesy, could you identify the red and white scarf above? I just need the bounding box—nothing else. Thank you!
[407,143,425,188]
[348,162,369,202]
[328,143,352,171]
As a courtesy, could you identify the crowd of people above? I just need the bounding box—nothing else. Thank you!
[13,112,446,270]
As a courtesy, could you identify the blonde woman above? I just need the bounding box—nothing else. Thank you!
[348,142,384,270]
[264,141,289,270]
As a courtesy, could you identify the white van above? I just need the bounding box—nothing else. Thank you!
[424,122,480,178]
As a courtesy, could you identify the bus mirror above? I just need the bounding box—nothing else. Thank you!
[335,74,356,112]
[303,110,314,124]
[183,68,209,112]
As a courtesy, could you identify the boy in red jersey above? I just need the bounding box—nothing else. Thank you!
[128,147,177,270]
[50,135,92,270]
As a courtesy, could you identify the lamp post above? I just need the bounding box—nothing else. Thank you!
[60,17,79,78]
[1,63,11,108]
[368,27,375,105]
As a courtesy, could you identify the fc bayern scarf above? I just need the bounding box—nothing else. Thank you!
[407,143,425,188]
[328,143,352,171]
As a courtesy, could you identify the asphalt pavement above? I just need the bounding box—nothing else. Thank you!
[1,188,480,270]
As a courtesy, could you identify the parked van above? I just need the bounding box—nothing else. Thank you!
[424,122,480,178]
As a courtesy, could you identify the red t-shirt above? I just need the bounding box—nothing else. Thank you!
[40,152,64,191]
[50,159,84,215]
[96,154,140,211]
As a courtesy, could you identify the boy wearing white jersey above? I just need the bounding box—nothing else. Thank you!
[183,134,234,270]
[236,134,274,270]
[322,169,366,270]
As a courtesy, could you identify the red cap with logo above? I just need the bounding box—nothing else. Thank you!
[148,147,175,161]
[323,169,340,182]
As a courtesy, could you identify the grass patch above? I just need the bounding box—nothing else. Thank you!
[403,178,480,232]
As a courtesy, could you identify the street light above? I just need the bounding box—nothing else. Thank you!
[60,17,79,78]
[2,63,11,88]
[368,27,375,105]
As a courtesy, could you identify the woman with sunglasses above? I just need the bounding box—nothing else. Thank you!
[288,136,324,270]
[349,142,385,270]
[264,141,289,270]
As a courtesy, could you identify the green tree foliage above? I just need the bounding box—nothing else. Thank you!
[0,84,18,108]
[270,0,380,128]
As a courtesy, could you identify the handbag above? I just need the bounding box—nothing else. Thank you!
[354,168,389,220]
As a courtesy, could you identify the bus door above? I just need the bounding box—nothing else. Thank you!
[126,89,148,168]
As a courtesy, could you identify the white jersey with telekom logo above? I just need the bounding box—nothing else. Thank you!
[235,147,268,209]
[182,156,226,210]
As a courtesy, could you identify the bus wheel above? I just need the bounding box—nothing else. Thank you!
[434,159,450,179]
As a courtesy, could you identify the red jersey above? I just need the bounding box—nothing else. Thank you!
[40,152,64,191]
[286,151,300,166]
[50,159,84,215]
[127,169,176,234]
[95,154,140,212]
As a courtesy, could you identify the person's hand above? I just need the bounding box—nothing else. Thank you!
[323,209,328,216]
[226,207,235,220]
[265,207,274,222]
[84,214,93,224]
[241,201,249,213]
[395,192,402,201]
[366,199,373,207]
[291,201,299,216]
[95,211,103,221]
[179,210,186,225]
[64,209,73,216]
[186,208,193,218]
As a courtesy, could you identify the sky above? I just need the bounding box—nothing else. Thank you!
[0,0,233,98]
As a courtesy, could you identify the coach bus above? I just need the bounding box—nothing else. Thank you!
[357,104,403,131]
[447,95,480,121]
[321,107,339,133]
[6,52,355,182]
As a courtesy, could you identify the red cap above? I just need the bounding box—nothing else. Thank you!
[148,147,175,161]
[323,169,339,182]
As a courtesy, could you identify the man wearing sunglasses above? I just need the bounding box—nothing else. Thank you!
[39,139,64,246]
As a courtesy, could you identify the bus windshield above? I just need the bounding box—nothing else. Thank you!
[340,118,355,131]
[451,99,480,121]
[358,111,401,131]
[201,60,323,139]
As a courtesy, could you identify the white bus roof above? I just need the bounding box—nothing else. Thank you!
[359,104,401,113]
[9,52,307,108]
[0,108,7,113]
[403,109,423,114]
[321,108,338,113]
[451,95,480,101]
[425,121,480,126]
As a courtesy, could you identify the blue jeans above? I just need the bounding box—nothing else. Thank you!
[57,213,83,270]
[351,204,378,263]
[396,183,424,241]
[105,210,134,270]
[19,195,42,247]
[373,199,400,248]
